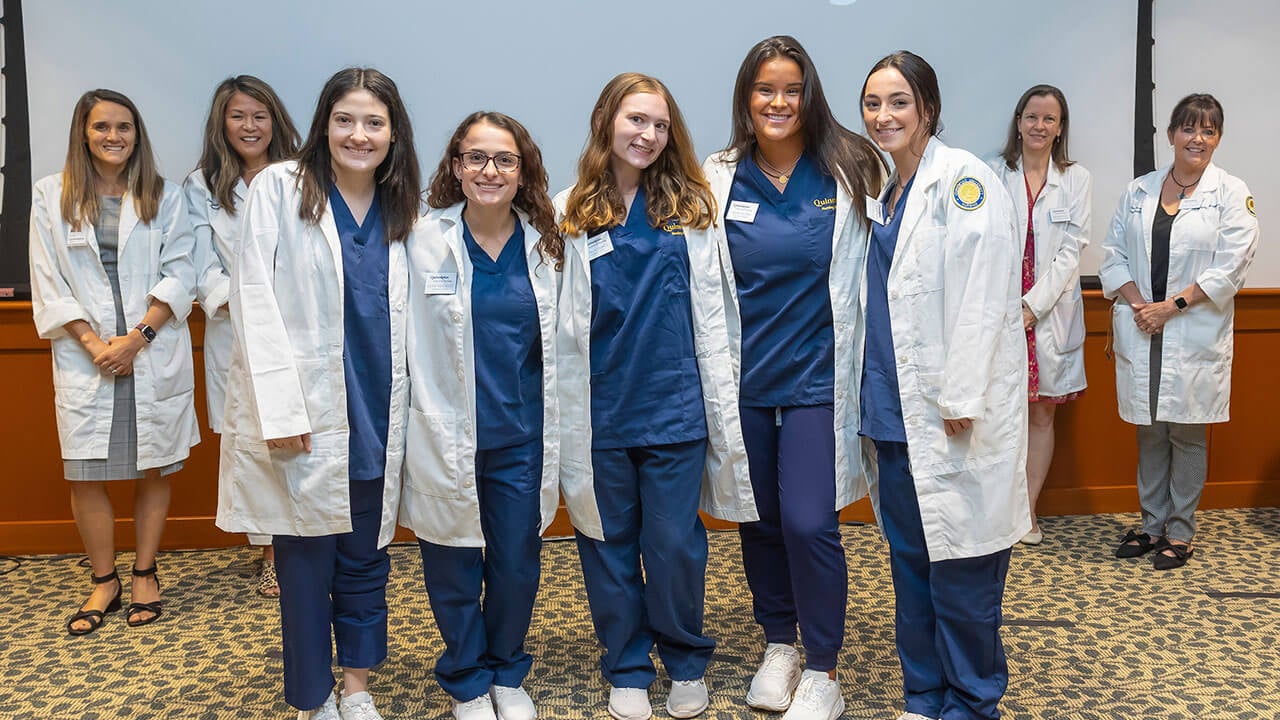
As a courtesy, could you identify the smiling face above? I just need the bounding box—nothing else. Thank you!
[861,67,926,160]
[749,57,804,146]
[224,91,274,168]
[327,88,392,181]
[609,92,670,181]
[453,120,521,211]
[84,101,136,175]
[1167,117,1221,174]
[1018,93,1062,155]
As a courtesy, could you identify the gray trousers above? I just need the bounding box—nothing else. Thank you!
[1138,334,1208,543]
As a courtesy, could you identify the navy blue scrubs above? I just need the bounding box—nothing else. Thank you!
[274,187,392,711]
[573,188,714,689]
[724,153,845,671]
[417,217,546,702]
[862,181,1011,720]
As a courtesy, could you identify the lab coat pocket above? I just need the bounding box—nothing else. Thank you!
[295,358,343,434]
[1050,291,1086,353]
[1111,303,1143,402]
[280,428,348,515]
[404,408,461,499]
[901,226,946,296]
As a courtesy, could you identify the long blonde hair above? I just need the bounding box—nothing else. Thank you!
[561,73,716,236]
[60,89,163,231]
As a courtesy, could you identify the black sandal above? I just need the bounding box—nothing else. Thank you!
[1114,530,1162,558]
[1152,542,1194,570]
[67,569,122,636]
[126,565,163,627]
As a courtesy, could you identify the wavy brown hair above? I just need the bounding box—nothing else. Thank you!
[197,75,301,214]
[999,84,1074,172]
[561,73,716,236]
[295,68,421,243]
[426,112,562,267]
[60,89,164,231]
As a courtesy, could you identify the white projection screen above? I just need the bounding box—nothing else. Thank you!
[23,0,1145,277]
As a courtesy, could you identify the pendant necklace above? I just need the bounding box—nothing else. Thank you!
[756,150,800,186]
[1169,168,1203,200]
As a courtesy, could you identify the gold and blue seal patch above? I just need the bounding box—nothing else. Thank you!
[952,176,985,210]
[1246,195,1255,217]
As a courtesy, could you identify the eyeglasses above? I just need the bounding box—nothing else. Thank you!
[457,151,521,173]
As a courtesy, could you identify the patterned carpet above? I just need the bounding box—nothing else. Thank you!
[2,508,1278,719]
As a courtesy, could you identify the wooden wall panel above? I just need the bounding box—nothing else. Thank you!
[3,290,1277,554]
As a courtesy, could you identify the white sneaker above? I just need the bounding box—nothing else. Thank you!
[1019,528,1044,545]
[666,678,709,718]
[339,692,383,720]
[454,693,498,720]
[607,685,652,720]
[781,669,843,720]
[490,685,537,720]
[746,643,802,711]
[298,692,340,720]
[897,713,936,720]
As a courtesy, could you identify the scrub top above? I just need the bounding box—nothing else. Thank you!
[588,187,707,449]
[724,152,837,407]
[331,186,391,481]
[465,218,543,451]
[859,176,915,443]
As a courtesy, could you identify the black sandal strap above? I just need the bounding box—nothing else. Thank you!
[131,565,157,577]
[126,601,163,626]
[91,568,120,585]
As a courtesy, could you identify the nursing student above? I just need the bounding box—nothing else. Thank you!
[556,72,752,720]
[185,74,300,596]
[404,111,601,720]
[860,51,1028,720]
[216,68,420,720]
[703,35,884,720]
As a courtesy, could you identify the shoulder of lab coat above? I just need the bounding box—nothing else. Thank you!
[1193,163,1259,309]
[29,173,90,338]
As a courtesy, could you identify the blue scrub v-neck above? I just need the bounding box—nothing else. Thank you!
[859,175,915,443]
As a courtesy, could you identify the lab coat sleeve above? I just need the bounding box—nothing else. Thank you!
[1098,186,1137,299]
[1196,178,1259,310]
[938,168,1020,420]
[1024,169,1091,319]
[29,181,90,339]
[232,172,311,440]
[184,174,232,318]
[146,184,198,326]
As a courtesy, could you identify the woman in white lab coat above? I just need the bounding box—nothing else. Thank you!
[184,74,300,597]
[702,35,884,720]
[1100,93,1258,570]
[989,84,1091,545]
[860,51,1027,720]
[29,89,198,635]
[216,68,419,720]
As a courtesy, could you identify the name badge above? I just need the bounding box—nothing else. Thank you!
[726,201,759,223]
[586,231,614,261]
[1049,207,1070,223]
[66,231,89,248]
[1180,197,1203,210]
[423,272,458,295]
[866,196,886,226]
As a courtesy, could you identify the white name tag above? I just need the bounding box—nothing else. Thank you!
[423,272,458,295]
[66,231,89,247]
[726,200,759,223]
[586,231,614,261]
[1180,197,1203,210]
[1049,207,1070,223]
[866,196,886,226]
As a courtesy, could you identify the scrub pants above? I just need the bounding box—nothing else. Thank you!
[737,405,845,672]
[274,476,390,711]
[418,437,543,702]
[1140,334,1208,543]
[575,438,715,688]
[875,441,1011,720]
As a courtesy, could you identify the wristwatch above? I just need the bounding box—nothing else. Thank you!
[1173,296,1188,312]
[134,323,157,343]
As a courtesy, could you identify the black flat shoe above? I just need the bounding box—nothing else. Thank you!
[126,565,163,627]
[67,569,122,636]
[1114,530,1162,558]
[1152,543,1194,570]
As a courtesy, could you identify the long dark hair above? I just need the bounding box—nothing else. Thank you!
[861,50,943,162]
[197,75,300,214]
[999,84,1074,172]
[295,68,421,243]
[1167,93,1224,135]
[724,36,884,223]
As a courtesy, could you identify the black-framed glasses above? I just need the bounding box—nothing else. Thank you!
[457,151,521,173]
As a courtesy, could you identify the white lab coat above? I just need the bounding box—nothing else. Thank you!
[988,157,1091,396]
[861,138,1030,561]
[1098,163,1258,425]
[553,187,757,522]
[29,173,200,468]
[400,202,602,546]
[701,151,869,512]
[183,170,246,433]
[214,162,408,548]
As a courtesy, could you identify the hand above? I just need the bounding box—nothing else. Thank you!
[266,434,312,453]
[943,418,973,437]
[79,333,111,363]
[1022,307,1036,331]
[1134,300,1178,335]
[93,331,146,376]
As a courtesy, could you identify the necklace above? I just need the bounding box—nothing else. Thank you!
[1169,168,1203,200]
[756,150,800,186]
